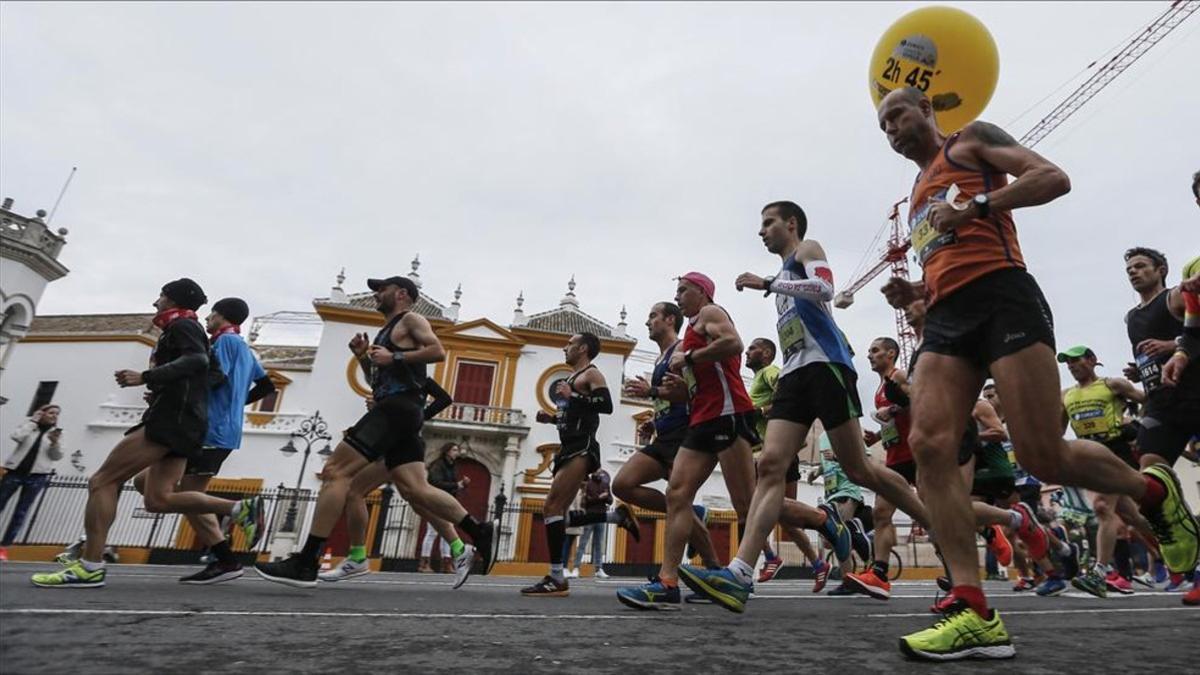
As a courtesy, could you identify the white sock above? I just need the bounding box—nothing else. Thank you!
[79,558,105,572]
[729,557,755,585]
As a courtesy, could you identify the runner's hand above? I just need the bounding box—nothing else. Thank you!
[115,370,144,387]
[535,410,555,424]
[928,199,970,234]
[554,381,572,399]
[659,372,688,398]
[735,272,767,291]
[1136,338,1175,359]
[1123,362,1141,382]
[623,376,651,397]
[668,349,687,373]
[349,332,370,356]
[1181,273,1200,294]
[1162,352,1189,387]
[881,277,921,309]
[368,345,393,365]
[863,429,881,446]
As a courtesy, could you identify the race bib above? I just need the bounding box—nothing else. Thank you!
[910,192,958,265]
[881,420,901,448]
[1136,352,1163,393]
[653,397,672,418]
[683,367,698,399]
[1069,407,1112,439]
[777,306,806,358]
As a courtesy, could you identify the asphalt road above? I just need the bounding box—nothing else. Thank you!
[0,562,1194,674]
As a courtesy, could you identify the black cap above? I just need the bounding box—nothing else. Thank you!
[161,278,207,311]
[367,276,419,300]
[212,297,250,325]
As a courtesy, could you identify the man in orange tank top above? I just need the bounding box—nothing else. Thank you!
[875,87,1199,661]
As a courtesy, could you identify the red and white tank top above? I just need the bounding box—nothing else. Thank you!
[874,371,913,466]
[681,307,754,425]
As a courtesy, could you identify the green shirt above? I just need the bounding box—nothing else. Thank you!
[749,364,781,437]
[819,434,863,502]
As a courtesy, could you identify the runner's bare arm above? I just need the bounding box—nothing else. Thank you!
[395,313,446,364]
[690,305,743,363]
[1104,377,1147,405]
[973,399,1008,443]
[957,121,1071,211]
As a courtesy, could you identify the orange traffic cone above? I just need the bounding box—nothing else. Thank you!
[320,548,333,572]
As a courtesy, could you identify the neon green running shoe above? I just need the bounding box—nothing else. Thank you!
[1141,464,1200,573]
[31,561,106,589]
[900,601,1015,661]
[233,496,266,548]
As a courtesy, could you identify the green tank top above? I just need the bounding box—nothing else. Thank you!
[1063,379,1123,441]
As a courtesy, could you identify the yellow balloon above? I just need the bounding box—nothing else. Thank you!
[868,5,999,133]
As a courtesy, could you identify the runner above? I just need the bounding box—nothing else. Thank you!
[677,201,931,614]
[254,276,497,588]
[1058,346,1154,598]
[809,443,871,596]
[614,302,722,571]
[617,272,850,611]
[745,337,831,588]
[127,297,276,584]
[32,280,264,588]
[875,88,1198,660]
[521,332,640,597]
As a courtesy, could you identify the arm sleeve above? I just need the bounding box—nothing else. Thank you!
[423,380,454,420]
[246,376,276,405]
[142,323,210,385]
[768,260,835,302]
[571,387,613,414]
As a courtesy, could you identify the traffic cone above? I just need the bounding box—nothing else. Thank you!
[320,548,333,572]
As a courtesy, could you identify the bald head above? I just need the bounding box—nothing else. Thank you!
[879,87,940,163]
[883,86,929,108]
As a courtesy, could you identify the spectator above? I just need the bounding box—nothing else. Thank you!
[573,468,613,578]
[418,442,469,573]
[0,405,64,560]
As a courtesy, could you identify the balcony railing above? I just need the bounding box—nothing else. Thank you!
[1,212,67,259]
[430,403,527,428]
[89,404,309,435]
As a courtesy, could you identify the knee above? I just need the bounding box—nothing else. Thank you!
[143,492,171,513]
[665,483,694,510]
[612,475,635,503]
[1093,497,1113,519]
[873,502,895,522]
[908,424,958,464]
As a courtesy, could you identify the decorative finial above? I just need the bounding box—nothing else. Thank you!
[560,276,579,308]
[335,267,345,289]
[568,275,576,295]
[516,291,525,309]
[452,283,462,305]
[619,305,627,322]
[408,254,422,288]
[512,290,528,326]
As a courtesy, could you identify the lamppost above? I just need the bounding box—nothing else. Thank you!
[279,410,333,532]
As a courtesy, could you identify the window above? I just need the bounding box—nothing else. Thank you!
[453,361,496,406]
[27,381,58,416]
[256,389,280,413]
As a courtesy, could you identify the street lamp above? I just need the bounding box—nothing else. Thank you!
[279,410,333,532]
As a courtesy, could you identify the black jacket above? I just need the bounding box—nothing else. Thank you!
[427,457,459,495]
[138,318,210,456]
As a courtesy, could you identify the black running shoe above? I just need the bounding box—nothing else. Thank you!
[615,503,641,543]
[521,575,569,597]
[847,518,872,563]
[473,520,500,575]
[254,554,318,589]
[180,560,244,585]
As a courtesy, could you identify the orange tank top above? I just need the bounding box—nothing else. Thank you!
[908,133,1026,306]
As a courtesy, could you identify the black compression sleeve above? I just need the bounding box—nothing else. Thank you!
[246,376,276,404]
[573,387,613,414]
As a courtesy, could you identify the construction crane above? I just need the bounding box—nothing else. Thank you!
[835,0,1198,362]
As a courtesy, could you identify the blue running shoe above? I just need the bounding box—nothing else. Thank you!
[678,564,751,613]
[1153,560,1169,585]
[1035,575,1067,597]
[616,579,680,611]
[817,503,852,565]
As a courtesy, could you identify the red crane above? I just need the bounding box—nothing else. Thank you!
[835,0,1198,364]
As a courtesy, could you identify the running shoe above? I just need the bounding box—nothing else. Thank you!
[614,503,641,543]
[520,575,568,597]
[1070,567,1108,599]
[1165,573,1187,592]
[983,525,1013,567]
[1140,464,1200,573]
[758,556,784,583]
[595,568,609,579]
[899,599,1015,661]
[319,557,371,583]
[616,579,681,610]
[1132,572,1157,590]
[54,538,85,565]
[1011,502,1049,561]
[847,518,872,563]
[811,559,831,594]
[472,520,499,575]
[816,503,852,565]
[31,560,106,589]
[678,564,752,613]
[1058,542,1081,580]
[1035,575,1067,597]
[254,554,318,589]
[826,581,857,596]
[1104,569,1134,595]
[233,496,266,549]
[199,550,215,565]
[1011,577,1035,592]
[1184,577,1200,606]
[1152,560,1170,585]
[179,560,244,585]
[845,568,891,600]
[451,544,476,589]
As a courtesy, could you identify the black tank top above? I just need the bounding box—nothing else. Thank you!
[1126,289,1200,413]
[556,364,600,442]
[371,312,427,400]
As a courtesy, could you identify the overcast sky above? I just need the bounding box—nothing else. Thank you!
[3,2,1197,408]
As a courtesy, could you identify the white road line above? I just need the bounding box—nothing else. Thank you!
[0,608,657,620]
[864,607,1196,618]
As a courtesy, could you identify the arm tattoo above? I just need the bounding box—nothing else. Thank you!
[970,121,1018,147]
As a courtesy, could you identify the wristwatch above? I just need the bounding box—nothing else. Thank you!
[391,351,405,365]
[762,275,777,297]
[973,193,991,218]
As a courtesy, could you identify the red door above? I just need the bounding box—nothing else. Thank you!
[412,458,492,557]
[453,361,495,422]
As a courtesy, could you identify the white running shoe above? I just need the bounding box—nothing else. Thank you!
[452,545,477,589]
[594,568,609,579]
[318,558,370,582]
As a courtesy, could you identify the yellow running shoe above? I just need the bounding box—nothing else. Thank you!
[900,602,1015,661]
[31,560,106,588]
[1142,464,1200,573]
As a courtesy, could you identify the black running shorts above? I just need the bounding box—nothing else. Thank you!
[890,460,918,486]
[1137,405,1200,466]
[345,394,426,469]
[683,412,760,454]
[184,448,233,477]
[1100,437,1140,469]
[768,363,862,429]
[922,268,1056,368]
[640,427,687,469]
[553,435,601,475]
